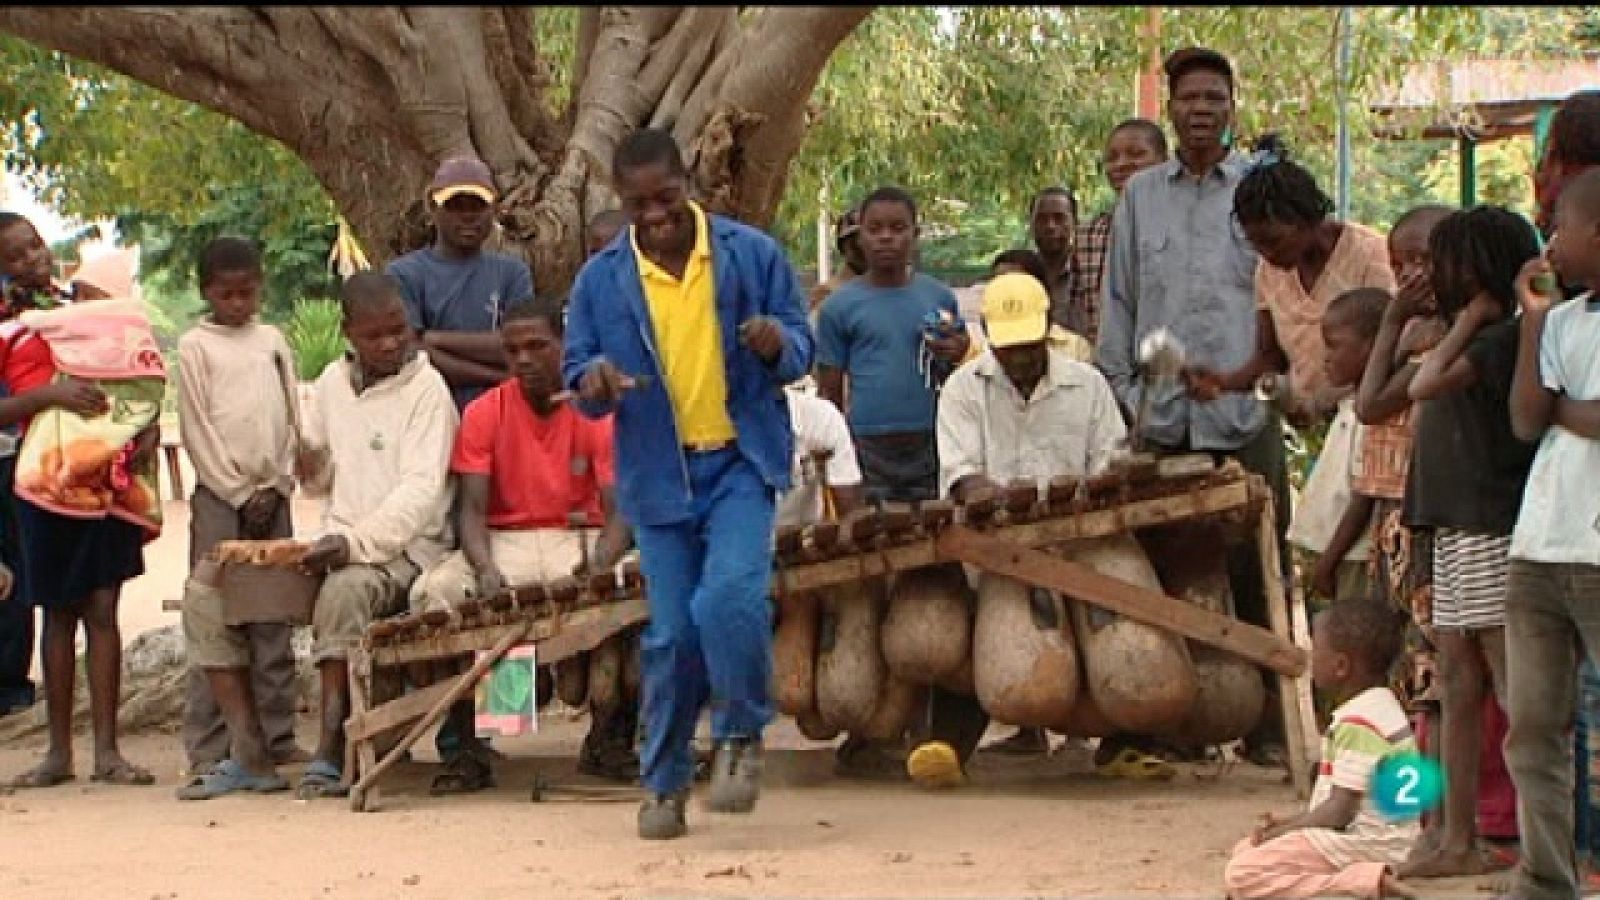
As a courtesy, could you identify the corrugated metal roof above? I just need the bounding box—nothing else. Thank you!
[1372,58,1600,111]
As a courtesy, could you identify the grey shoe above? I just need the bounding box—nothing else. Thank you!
[638,790,689,840]
[708,738,763,814]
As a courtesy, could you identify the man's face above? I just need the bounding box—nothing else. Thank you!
[433,194,495,254]
[616,161,695,257]
[860,200,916,275]
[1170,68,1234,156]
[344,300,413,381]
[1030,193,1075,260]
[993,340,1048,394]
[0,220,54,291]
[503,316,562,401]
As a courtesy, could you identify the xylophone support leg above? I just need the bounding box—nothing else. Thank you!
[347,623,531,807]
[1256,498,1317,799]
[347,645,381,812]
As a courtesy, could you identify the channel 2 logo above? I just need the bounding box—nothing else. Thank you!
[1371,753,1444,822]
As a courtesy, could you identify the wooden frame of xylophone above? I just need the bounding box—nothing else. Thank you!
[339,456,1318,812]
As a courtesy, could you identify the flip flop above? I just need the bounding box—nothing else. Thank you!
[906,740,966,789]
[10,765,74,789]
[1096,746,1177,782]
[295,759,348,799]
[176,760,289,801]
[89,761,154,786]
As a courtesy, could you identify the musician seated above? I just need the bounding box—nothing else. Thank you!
[410,297,633,792]
[295,272,459,800]
[906,272,1136,789]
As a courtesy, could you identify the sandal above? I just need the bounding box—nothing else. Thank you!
[90,760,155,786]
[1096,746,1177,782]
[176,759,288,801]
[430,752,495,796]
[296,759,348,799]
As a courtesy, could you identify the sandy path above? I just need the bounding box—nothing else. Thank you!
[1,716,1501,900]
[6,452,1498,898]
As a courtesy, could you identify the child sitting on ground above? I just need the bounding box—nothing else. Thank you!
[1224,598,1419,899]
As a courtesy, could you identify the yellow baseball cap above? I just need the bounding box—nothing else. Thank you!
[982,271,1051,348]
[429,156,497,206]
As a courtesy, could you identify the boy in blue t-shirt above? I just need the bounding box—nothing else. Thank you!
[387,156,534,412]
[814,185,969,505]
[813,185,971,781]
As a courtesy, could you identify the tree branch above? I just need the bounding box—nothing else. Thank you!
[681,6,873,223]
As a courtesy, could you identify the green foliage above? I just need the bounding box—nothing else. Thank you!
[775,5,1588,270]
[0,32,338,311]
[284,297,346,382]
[116,181,339,325]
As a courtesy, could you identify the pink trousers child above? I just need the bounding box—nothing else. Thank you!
[1225,834,1390,899]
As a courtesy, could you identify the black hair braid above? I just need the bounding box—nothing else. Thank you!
[1427,205,1540,321]
[1233,134,1333,229]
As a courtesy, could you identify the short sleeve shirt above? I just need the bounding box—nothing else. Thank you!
[1254,222,1395,403]
[386,248,535,411]
[1303,687,1420,868]
[452,380,614,530]
[1405,319,1538,535]
[1511,294,1600,564]
[815,273,958,436]
[775,390,863,531]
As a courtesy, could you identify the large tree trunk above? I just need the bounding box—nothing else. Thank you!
[0,6,872,293]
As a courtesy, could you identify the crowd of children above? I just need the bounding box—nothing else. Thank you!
[0,43,1595,881]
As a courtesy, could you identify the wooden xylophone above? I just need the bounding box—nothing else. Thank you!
[770,452,1261,598]
[344,453,1315,811]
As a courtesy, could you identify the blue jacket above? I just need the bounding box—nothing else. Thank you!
[562,212,814,527]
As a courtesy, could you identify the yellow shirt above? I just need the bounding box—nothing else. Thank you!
[633,203,737,445]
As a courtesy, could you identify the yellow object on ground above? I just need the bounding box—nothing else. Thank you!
[906,740,966,789]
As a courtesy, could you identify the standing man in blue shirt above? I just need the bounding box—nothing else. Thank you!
[388,156,535,412]
[385,156,534,788]
[564,129,812,840]
[1095,46,1291,767]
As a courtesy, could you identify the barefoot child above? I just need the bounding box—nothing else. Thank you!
[1224,599,1419,899]
[1502,167,1600,900]
[1395,206,1540,879]
[0,212,160,789]
[175,237,305,799]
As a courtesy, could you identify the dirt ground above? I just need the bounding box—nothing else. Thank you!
[3,468,1501,899]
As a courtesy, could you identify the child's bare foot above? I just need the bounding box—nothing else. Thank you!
[1380,869,1417,899]
[1406,828,1443,863]
[89,753,153,786]
[11,753,73,789]
[1398,846,1493,879]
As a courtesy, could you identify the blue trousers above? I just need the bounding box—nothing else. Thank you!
[634,447,775,796]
